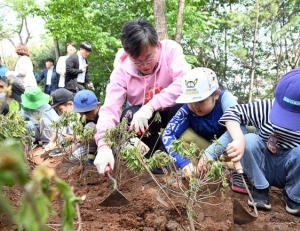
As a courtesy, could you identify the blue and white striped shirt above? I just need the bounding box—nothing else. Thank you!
[219,99,300,149]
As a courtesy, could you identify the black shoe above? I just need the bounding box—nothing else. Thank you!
[230,170,252,194]
[282,189,300,215]
[248,187,271,210]
[49,148,63,157]
[151,167,165,175]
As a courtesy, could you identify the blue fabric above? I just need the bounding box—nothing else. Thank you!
[241,133,300,203]
[36,67,60,94]
[0,65,9,77]
[21,104,59,143]
[20,104,59,125]
[162,90,240,168]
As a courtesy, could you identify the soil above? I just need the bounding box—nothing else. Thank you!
[1,147,300,231]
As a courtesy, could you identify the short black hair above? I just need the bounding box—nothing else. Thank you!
[80,42,92,52]
[45,57,55,63]
[121,18,158,59]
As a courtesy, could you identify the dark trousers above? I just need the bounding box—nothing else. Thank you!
[45,85,51,95]
[66,82,85,94]
[121,104,183,158]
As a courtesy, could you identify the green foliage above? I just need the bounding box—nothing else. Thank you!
[0,140,85,231]
[0,110,31,147]
[3,0,300,103]
[8,99,19,113]
[51,112,95,159]
[30,39,63,72]
[104,111,228,230]
[104,114,173,175]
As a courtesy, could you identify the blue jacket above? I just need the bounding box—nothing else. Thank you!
[0,65,9,77]
[37,67,59,93]
[162,90,240,168]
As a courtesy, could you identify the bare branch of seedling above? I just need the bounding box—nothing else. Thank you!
[168,137,230,230]
[103,111,230,230]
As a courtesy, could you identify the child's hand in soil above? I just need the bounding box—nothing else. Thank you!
[196,155,210,173]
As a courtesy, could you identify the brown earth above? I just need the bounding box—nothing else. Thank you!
[1,147,300,231]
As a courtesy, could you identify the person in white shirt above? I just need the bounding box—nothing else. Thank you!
[65,42,95,93]
[36,58,59,95]
[14,44,37,88]
[56,42,77,88]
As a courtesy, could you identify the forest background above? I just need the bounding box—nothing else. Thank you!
[0,0,299,104]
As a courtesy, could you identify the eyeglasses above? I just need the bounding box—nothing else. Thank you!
[131,57,156,67]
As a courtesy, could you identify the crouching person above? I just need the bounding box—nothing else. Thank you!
[72,89,100,163]
[44,88,77,156]
[219,68,300,215]
[20,86,59,148]
[162,67,248,178]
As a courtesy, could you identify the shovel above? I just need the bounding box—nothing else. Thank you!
[99,165,129,207]
[233,161,258,225]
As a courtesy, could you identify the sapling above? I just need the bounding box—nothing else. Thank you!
[0,140,85,231]
[104,113,172,183]
[103,111,229,231]
[50,112,95,164]
[170,137,229,230]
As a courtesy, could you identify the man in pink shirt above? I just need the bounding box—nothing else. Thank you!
[94,17,191,174]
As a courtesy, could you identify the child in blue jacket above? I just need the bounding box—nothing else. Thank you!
[162,67,247,181]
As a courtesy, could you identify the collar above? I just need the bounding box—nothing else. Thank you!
[77,51,84,60]
[136,62,158,76]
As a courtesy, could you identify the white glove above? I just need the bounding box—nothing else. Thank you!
[130,104,154,133]
[129,138,150,154]
[45,142,56,152]
[94,147,115,174]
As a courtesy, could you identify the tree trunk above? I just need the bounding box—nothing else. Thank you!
[248,1,260,103]
[153,0,169,40]
[53,39,60,61]
[175,0,185,44]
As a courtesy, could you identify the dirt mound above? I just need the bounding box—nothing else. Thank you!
[1,147,300,231]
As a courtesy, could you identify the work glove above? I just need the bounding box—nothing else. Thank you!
[94,147,115,174]
[130,104,154,133]
[128,138,150,155]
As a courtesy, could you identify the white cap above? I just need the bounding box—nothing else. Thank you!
[176,67,219,104]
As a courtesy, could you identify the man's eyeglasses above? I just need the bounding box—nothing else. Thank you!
[131,58,156,67]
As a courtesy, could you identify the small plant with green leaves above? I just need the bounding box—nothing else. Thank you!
[104,112,173,180]
[170,137,229,230]
[104,111,229,231]
[50,112,95,164]
[0,140,85,231]
[0,110,32,145]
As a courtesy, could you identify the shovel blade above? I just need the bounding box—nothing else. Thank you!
[99,190,129,207]
[233,199,257,225]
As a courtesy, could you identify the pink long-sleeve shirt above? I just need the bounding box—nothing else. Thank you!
[95,40,191,147]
